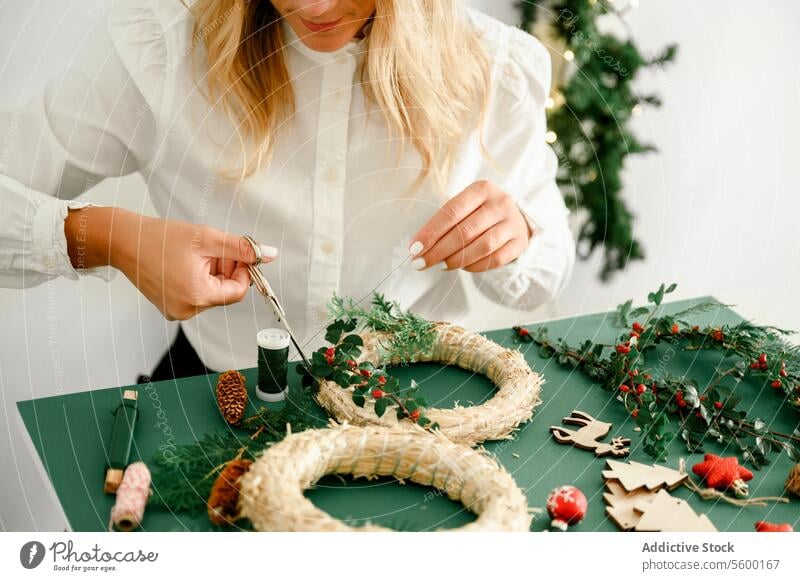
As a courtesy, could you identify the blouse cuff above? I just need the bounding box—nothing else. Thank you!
[34,197,116,282]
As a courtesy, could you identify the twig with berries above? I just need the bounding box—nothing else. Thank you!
[519,283,800,467]
[297,295,437,429]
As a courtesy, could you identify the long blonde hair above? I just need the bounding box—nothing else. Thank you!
[190,0,490,187]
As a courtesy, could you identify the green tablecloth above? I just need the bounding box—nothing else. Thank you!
[17,297,800,531]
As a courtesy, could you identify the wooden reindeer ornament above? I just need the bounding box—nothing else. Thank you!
[550,410,631,458]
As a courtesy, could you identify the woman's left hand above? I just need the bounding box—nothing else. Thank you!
[409,180,532,272]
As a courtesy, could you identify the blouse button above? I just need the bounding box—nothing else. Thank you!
[325,167,338,183]
[322,241,335,256]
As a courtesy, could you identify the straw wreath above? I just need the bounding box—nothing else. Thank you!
[237,422,531,531]
[315,322,543,447]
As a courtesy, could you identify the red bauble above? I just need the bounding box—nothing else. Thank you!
[546,485,587,531]
[692,454,753,497]
[755,521,793,532]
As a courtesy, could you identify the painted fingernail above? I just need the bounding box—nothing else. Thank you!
[409,241,424,256]
[260,244,278,259]
[411,258,426,270]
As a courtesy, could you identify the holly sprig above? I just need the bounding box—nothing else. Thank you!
[298,294,437,429]
[519,283,800,467]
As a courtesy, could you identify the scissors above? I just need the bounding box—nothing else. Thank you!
[242,235,311,370]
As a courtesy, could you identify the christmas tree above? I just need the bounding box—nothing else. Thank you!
[516,1,677,280]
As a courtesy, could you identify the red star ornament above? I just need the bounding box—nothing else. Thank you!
[755,521,793,532]
[692,454,753,498]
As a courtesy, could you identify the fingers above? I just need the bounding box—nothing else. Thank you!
[205,265,251,307]
[413,203,503,270]
[210,230,278,265]
[461,238,526,272]
[409,181,489,258]
[439,220,520,272]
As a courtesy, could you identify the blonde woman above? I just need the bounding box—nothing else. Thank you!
[0,0,574,380]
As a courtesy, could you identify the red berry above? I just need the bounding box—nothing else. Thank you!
[377,375,387,385]
[616,344,631,354]
[631,409,639,418]
[760,362,768,370]
[699,395,707,401]
[371,389,384,399]
[619,385,630,393]
[780,368,788,377]
[360,369,371,378]
[675,390,684,400]
[636,384,646,395]
[749,362,760,369]
[326,347,335,356]
[714,401,723,409]
[771,379,782,388]
[347,359,357,369]
[671,323,679,334]
[628,369,639,377]
[695,411,703,419]
[630,331,640,339]
[712,330,724,342]
[644,374,652,380]
[758,353,768,365]
[678,400,688,408]
[409,410,421,421]
[632,322,644,333]
[518,327,530,337]
[692,325,699,331]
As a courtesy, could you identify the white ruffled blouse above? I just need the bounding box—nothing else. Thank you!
[0,0,574,371]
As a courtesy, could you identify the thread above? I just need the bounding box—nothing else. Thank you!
[256,328,290,402]
[109,462,151,532]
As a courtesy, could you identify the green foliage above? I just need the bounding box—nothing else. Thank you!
[328,293,436,362]
[150,388,324,516]
[299,293,438,429]
[522,283,800,466]
[518,1,677,280]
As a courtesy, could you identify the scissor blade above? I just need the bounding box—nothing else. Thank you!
[263,294,312,369]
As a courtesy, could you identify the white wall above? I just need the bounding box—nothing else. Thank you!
[2,0,800,531]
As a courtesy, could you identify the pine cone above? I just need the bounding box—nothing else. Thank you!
[207,458,252,526]
[785,463,800,497]
[216,370,248,425]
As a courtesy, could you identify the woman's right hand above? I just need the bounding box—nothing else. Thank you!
[65,207,277,320]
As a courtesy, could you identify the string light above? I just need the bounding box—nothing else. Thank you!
[564,50,575,62]
[545,131,558,144]
[631,104,643,117]
[630,0,640,8]
[545,97,555,109]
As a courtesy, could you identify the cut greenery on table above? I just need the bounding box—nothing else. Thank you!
[515,283,800,467]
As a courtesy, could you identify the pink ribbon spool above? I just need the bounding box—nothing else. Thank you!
[109,462,151,531]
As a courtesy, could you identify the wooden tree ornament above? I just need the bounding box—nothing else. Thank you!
[549,410,630,457]
[602,459,687,492]
[634,489,717,532]
[603,480,658,531]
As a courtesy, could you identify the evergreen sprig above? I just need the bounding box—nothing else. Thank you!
[518,283,800,467]
[298,293,438,429]
[150,388,324,516]
[517,1,678,280]
[328,293,436,362]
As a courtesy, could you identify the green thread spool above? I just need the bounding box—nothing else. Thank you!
[256,328,290,402]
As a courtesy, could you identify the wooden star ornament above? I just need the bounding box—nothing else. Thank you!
[692,454,753,498]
